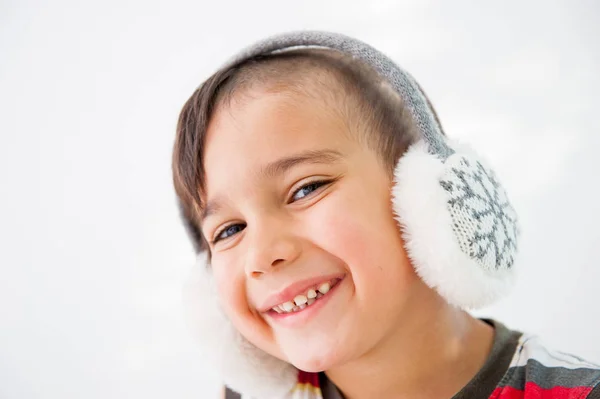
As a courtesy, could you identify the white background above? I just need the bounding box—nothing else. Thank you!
[1,0,599,398]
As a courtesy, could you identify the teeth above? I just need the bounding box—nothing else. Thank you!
[272,279,338,314]
[294,295,307,306]
[318,282,330,294]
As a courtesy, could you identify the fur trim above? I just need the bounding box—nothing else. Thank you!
[182,253,297,398]
[392,140,517,309]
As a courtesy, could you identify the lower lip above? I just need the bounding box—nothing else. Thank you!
[265,276,346,327]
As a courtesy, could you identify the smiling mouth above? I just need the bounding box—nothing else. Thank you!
[268,277,343,315]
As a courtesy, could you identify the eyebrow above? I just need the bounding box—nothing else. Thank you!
[200,149,343,222]
[260,149,343,179]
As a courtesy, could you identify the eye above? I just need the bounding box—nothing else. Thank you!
[291,180,330,202]
[213,223,246,244]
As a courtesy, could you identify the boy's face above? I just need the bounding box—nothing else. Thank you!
[201,88,420,371]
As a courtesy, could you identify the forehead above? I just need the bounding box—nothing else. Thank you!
[202,89,354,192]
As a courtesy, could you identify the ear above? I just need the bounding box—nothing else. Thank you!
[182,253,298,398]
[391,140,519,309]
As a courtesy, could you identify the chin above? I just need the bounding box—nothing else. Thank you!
[282,340,348,373]
[289,355,337,373]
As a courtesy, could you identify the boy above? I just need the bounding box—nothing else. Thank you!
[173,31,600,399]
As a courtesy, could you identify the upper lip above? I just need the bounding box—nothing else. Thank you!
[258,273,345,313]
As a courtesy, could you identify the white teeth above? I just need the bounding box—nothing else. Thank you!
[294,295,307,306]
[272,279,338,314]
[318,282,331,294]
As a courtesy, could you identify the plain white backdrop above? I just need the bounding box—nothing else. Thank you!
[1,0,599,398]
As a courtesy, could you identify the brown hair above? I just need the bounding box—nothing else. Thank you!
[172,48,422,253]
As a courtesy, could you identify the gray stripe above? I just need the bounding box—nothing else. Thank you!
[589,382,600,399]
[499,359,600,390]
[320,370,344,399]
[452,319,522,399]
[222,30,453,159]
[225,386,242,399]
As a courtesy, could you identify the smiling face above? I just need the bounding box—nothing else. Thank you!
[200,86,421,372]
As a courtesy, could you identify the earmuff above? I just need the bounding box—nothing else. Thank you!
[181,31,519,398]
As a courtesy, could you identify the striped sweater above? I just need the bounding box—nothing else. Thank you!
[226,320,600,398]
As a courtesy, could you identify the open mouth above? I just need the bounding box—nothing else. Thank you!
[267,277,344,316]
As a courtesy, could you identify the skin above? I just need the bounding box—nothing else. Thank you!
[201,88,494,399]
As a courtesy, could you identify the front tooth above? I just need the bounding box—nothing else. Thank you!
[318,282,331,294]
[273,307,282,313]
[294,295,307,306]
[307,289,317,299]
[307,297,316,305]
[282,301,295,312]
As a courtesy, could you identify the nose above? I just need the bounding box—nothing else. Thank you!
[244,214,302,279]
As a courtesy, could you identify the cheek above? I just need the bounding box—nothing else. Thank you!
[210,258,248,329]
[306,187,415,297]
[211,258,283,358]
[212,262,246,320]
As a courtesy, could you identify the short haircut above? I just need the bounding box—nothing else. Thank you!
[173,48,425,252]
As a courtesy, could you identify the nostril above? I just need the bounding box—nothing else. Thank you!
[251,270,263,278]
[271,258,285,266]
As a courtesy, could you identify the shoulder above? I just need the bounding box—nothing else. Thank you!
[492,332,600,399]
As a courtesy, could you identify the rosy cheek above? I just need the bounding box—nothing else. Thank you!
[320,213,371,257]
[322,183,380,240]
[212,259,246,316]
[308,198,378,267]
[304,189,409,287]
[211,257,279,356]
[212,257,263,326]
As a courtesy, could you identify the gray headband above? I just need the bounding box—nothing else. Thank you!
[223,30,453,159]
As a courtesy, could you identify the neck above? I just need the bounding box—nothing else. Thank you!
[324,283,494,399]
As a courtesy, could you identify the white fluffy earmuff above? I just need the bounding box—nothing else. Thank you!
[392,140,518,310]
[182,253,298,398]
[180,31,520,398]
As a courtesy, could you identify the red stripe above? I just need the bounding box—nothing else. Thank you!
[489,382,593,399]
[297,370,320,387]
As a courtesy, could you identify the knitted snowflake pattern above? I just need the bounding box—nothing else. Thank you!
[439,155,518,271]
